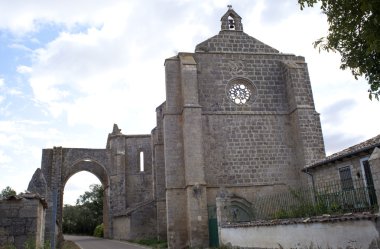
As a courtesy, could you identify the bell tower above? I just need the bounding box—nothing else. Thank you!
[220,5,243,31]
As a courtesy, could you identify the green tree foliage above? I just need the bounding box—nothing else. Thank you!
[0,186,17,199]
[93,224,104,237]
[298,0,380,100]
[62,184,104,236]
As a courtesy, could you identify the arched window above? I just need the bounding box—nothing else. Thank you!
[139,151,144,172]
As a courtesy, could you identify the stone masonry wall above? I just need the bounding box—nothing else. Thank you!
[0,196,46,249]
[161,17,325,247]
[311,156,368,186]
[202,114,296,187]
[195,50,324,202]
[125,135,153,206]
[152,103,167,240]
[369,148,380,207]
[195,53,290,113]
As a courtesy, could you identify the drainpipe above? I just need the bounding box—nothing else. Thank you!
[304,169,317,203]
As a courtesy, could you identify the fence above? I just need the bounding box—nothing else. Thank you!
[251,179,377,220]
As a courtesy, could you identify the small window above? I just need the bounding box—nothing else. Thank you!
[339,166,354,191]
[139,151,144,172]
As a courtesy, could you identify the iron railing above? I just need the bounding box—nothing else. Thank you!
[252,179,377,220]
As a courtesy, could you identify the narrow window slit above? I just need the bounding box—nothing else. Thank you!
[140,151,144,172]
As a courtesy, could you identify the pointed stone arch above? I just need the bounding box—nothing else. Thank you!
[33,147,113,247]
[62,158,111,239]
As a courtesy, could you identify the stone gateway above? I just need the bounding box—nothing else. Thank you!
[28,8,325,249]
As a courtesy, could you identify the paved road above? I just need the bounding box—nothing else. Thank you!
[64,235,150,249]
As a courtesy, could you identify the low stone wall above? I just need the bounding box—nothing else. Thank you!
[0,194,47,249]
[112,200,157,241]
[220,214,380,249]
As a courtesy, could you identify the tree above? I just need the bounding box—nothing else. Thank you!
[0,186,16,199]
[76,184,104,219]
[298,0,380,100]
[62,184,104,236]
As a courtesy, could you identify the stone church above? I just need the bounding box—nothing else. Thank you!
[28,7,326,249]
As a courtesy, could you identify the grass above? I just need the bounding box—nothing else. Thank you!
[61,240,81,249]
[133,239,168,248]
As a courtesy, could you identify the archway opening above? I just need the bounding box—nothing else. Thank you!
[60,159,110,239]
[64,171,100,205]
[63,171,103,236]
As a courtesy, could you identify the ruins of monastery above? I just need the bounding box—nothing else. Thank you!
[2,7,380,249]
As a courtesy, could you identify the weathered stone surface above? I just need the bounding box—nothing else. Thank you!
[0,195,46,249]
[33,127,156,247]
[27,168,47,197]
[369,147,380,210]
[20,7,326,249]
[159,7,325,249]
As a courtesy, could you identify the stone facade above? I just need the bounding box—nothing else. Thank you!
[0,194,47,249]
[157,8,325,248]
[27,8,326,249]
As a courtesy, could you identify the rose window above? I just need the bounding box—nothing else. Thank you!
[226,78,256,105]
[227,83,252,104]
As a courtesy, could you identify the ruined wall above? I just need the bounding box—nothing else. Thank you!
[39,147,111,244]
[0,195,46,249]
[125,135,153,206]
[152,103,167,240]
[112,201,157,241]
[34,124,156,244]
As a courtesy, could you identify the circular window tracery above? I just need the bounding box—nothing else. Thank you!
[226,78,256,105]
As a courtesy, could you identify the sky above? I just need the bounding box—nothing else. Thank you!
[0,0,379,205]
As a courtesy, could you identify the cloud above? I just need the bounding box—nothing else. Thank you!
[323,133,364,155]
[17,65,33,74]
[0,0,379,200]
[320,95,380,155]
[0,150,12,165]
[9,43,32,52]
[64,171,101,205]
[0,0,125,35]
[261,0,300,24]
[8,88,23,96]
[322,99,357,125]
[25,1,228,130]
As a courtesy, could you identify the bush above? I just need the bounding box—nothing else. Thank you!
[1,243,16,249]
[93,224,104,237]
[134,239,167,248]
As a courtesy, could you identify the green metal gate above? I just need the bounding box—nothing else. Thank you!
[208,205,219,247]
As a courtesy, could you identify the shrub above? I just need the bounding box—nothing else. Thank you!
[93,223,104,238]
